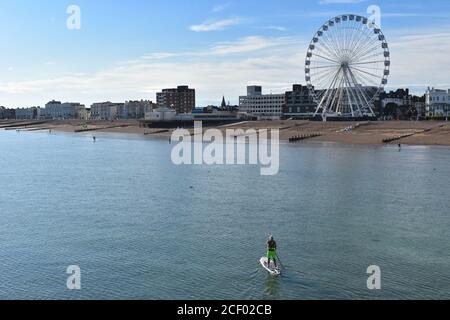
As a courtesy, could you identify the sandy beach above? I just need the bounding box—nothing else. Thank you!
[1,119,450,146]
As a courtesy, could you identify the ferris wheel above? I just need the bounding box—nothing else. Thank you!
[305,14,390,118]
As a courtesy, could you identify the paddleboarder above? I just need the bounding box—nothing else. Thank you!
[266,235,277,269]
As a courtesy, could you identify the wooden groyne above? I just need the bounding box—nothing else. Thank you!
[144,129,170,135]
[289,132,322,142]
[382,133,415,143]
[338,121,373,133]
[354,121,373,129]
[382,123,446,143]
[74,125,130,133]
[12,127,51,132]
[0,121,47,129]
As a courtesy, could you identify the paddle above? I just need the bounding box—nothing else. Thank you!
[275,253,285,271]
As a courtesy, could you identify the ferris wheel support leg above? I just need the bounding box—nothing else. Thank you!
[348,67,376,117]
[317,66,343,117]
[343,71,356,117]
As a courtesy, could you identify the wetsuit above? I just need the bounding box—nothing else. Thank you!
[267,240,277,260]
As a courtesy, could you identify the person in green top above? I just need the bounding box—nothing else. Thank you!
[266,235,277,268]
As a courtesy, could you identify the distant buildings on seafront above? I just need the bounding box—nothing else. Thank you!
[90,100,156,120]
[156,86,195,114]
[377,89,426,120]
[90,102,121,120]
[426,88,450,117]
[283,85,317,119]
[1,84,449,121]
[44,101,87,120]
[239,86,285,120]
[0,106,15,119]
[15,106,42,120]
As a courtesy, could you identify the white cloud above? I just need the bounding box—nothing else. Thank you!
[387,31,450,91]
[261,26,288,32]
[382,12,450,18]
[0,58,301,107]
[2,28,450,107]
[190,18,243,32]
[212,3,230,13]
[0,36,306,107]
[140,36,298,60]
[208,36,296,55]
[280,11,344,18]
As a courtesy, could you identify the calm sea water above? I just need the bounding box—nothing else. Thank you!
[0,129,449,300]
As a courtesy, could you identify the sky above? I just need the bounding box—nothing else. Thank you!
[1,0,450,108]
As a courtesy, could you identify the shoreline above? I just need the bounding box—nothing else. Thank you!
[1,119,450,147]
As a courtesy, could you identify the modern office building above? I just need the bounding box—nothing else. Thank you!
[156,86,195,114]
[239,86,285,120]
[282,84,317,119]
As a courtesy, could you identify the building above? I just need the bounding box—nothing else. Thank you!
[239,86,285,120]
[190,106,248,121]
[15,107,41,120]
[425,87,450,117]
[91,102,123,120]
[0,107,15,119]
[219,96,239,112]
[82,108,91,120]
[144,106,177,122]
[44,100,86,119]
[380,89,412,109]
[119,100,156,119]
[412,95,426,117]
[377,89,425,119]
[282,84,317,119]
[78,108,90,120]
[144,105,248,123]
[156,86,195,114]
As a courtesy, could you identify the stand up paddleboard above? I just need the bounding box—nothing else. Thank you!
[260,257,281,275]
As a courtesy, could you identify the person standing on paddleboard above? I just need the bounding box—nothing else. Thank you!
[267,235,277,268]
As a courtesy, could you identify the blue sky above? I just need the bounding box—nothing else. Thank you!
[1,0,450,108]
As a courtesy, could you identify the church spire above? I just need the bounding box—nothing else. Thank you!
[221,96,227,109]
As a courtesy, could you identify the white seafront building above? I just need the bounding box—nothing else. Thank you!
[15,107,42,120]
[120,100,156,119]
[239,86,285,120]
[425,87,450,116]
[44,100,86,120]
[90,102,124,120]
[91,100,156,120]
[144,105,247,122]
[145,106,177,121]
